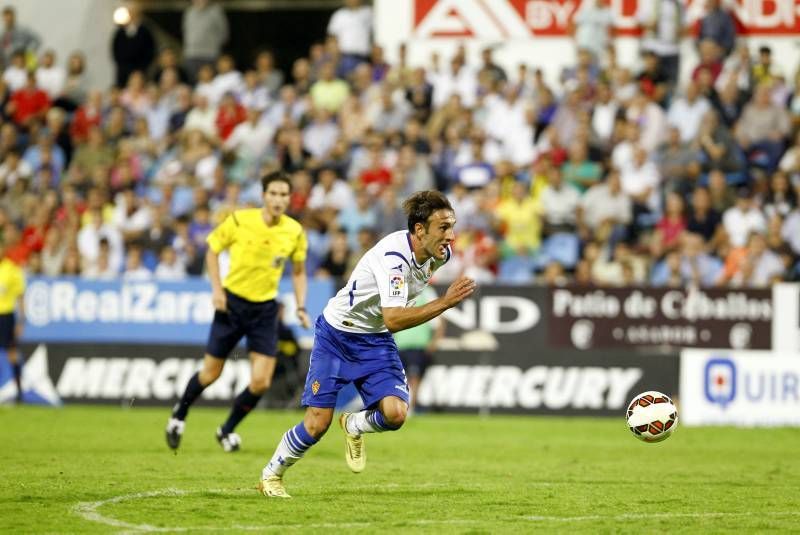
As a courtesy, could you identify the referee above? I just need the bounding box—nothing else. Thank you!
[166,171,311,452]
[0,239,25,403]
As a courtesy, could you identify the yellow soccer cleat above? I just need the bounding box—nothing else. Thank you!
[339,412,366,473]
[258,475,291,498]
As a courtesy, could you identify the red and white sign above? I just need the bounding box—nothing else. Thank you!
[412,0,800,37]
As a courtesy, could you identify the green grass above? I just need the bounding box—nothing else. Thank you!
[1,405,799,533]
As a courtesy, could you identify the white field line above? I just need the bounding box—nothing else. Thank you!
[72,488,800,533]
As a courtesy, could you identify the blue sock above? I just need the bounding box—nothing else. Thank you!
[347,409,402,434]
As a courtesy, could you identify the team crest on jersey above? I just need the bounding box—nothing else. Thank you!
[272,256,286,268]
[311,380,320,395]
[389,274,404,296]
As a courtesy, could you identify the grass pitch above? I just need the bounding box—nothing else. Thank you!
[1,405,799,533]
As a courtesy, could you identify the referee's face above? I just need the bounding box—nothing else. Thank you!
[263,181,291,218]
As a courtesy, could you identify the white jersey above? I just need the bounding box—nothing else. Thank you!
[323,230,451,334]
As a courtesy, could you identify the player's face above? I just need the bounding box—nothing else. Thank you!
[263,181,291,218]
[419,209,455,261]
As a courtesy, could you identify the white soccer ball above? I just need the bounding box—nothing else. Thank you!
[626,391,678,443]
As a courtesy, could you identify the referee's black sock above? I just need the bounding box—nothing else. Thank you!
[12,363,21,401]
[172,372,206,420]
[221,387,262,434]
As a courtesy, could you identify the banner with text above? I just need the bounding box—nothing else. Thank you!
[548,287,772,350]
[17,342,308,407]
[680,349,800,426]
[435,285,547,353]
[410,0,800,38]
[21,277,334,345]
[417,350,679,415]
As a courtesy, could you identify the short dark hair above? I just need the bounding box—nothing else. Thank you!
[402,190,453,233]
[261,170,292,193]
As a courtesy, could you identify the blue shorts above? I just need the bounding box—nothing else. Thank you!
[0,312,16,348]
[205,290,278,359]
[301,316,410,409]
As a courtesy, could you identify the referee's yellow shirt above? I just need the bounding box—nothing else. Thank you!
[0,258,25,314]
[206,209,307,303]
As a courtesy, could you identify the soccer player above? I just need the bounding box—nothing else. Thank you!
[165,171,311,452]
[0,239,25,402]
[258,190,475,498]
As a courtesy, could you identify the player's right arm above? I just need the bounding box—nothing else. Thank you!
[382,276,475,333]
[206,213,238,312]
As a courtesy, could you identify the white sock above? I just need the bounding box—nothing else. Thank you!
[263,423,316,478]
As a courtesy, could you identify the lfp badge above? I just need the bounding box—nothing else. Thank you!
[704,358,736,408]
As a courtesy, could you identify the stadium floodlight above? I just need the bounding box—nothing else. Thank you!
[113,6,131,25]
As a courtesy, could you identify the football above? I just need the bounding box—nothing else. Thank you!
[626,391,678,443]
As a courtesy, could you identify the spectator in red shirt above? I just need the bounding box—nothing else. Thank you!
[651,191,687,258]
[3,222,30,265]
[70,89,103,144]
[358,148,392,194]
[215,92,246,141]
[692,39,723,84]
[6,70,50,128]
[21,205,50,253]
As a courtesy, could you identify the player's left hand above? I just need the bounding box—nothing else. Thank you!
[297,309,311,329]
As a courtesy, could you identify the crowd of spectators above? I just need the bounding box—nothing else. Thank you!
[0,0,799,288]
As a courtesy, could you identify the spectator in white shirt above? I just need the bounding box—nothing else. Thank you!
[581,169,632,229]
[540,166,582,233]
[307,166,354,229]
[77,208,125,274]
[620,146,661,214]
[722,187,767,247]
[122,244,153,281]
[209,54,243,106]
[35,49,65,99]
[260,85,307,131]
[183,93,217,139]
[591,81,618,146]
[667,81,710,142]
[82,242,119,280]
[430,55,477,108]
[327,0,373,75]
[154,245,187,280]
[611,121,640,171]
[302,108,339,159]
[224,108,274,161]
[113,188,154,243]
[2,50,27,91]
[238,70,270,111]
[781,206,800,255]
[625,92,666,153]
[572,0,614,61]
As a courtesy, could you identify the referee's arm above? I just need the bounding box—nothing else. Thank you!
[292,260,310,328]
[206,248,227,312]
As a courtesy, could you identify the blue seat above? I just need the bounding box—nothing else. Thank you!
[533,233,580,271]
[498,254,535,283]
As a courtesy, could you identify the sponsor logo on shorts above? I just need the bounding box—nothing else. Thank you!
[394,384,409,394]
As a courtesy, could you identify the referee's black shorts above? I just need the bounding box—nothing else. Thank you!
[0,312,15,349]
[205,289,279,359]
